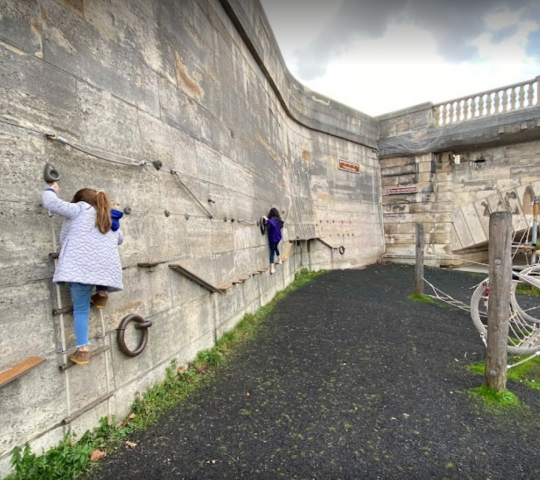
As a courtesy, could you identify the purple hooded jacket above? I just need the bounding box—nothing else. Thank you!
[267,217,284,243]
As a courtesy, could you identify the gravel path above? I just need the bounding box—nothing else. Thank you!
[90,264,540,480]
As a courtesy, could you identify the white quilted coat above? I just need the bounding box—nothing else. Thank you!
[42,190,124,291]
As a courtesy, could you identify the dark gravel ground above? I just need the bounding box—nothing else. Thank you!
[90,264,540,480]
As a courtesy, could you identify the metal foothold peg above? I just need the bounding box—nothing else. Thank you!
[152,160,162,170]
[43,163,60,183]
[124,207,132,215]
[164,210,171,217]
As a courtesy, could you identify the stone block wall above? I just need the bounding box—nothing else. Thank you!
[378,103,540,266]
[0,0,384,475]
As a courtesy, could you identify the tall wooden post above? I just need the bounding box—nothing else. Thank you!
[485,211,512,393]
[414,223,424,295]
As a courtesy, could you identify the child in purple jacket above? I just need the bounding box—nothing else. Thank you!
[264,207,284,274]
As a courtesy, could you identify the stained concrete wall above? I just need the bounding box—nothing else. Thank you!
[378,103,540,265]
[0,0,385,475]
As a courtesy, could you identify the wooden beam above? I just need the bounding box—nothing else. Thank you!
[414,223,425,295]
[485,211,512,392]
[0,357,46,389]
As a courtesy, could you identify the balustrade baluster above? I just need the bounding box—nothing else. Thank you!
[502,89,508,113]
[527,82,534,107]
[433,105,440,126]
[448,102,455,124]
[536,76,540,106]
[485,92,493,116]
[478,94,485,117]
[518,85,525,109]
[494,90,501,113]
[510,87,517,111]
[456,100,462,122]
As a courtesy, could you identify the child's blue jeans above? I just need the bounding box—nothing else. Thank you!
[269,242,280,264]
[69,283,93,348]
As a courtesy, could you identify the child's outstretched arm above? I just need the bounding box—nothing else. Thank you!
[42,184,82,219]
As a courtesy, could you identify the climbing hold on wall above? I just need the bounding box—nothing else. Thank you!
[164,210,171,217]
[152,160,162,170]
[116,314,152,357]
[258,217,267,235]
[124,207,132,215]
[43,163,61,183]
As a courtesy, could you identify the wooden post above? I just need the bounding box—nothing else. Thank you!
[414,223,424,295]
[484,211,512,392]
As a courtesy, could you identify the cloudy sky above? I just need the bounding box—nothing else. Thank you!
[259,0,540,116]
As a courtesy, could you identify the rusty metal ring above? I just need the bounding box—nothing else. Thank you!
[338,246,346,255]
[116,314,152,357]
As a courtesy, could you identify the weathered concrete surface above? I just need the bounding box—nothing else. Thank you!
[379,104,540,265]
[0,0,384,475]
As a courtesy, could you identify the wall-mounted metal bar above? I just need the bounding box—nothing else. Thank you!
[53,305,73,316]
[168,264,223,294]
[61,392,114,425]
[58,346,111,372]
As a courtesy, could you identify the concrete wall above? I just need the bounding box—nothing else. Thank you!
[0,0,385,475]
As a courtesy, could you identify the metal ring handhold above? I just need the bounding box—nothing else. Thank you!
[116,314,152,357]
[259,217,267,235]
[338,246,346,255]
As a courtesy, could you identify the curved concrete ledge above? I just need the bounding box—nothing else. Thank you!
[219,0,379,148]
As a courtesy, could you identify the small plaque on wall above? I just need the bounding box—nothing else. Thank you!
[388,186,418,195]
[338,159,360,173]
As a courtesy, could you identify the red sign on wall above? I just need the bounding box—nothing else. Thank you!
[338,159,360,173]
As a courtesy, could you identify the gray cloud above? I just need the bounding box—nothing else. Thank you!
[286,0,540,80]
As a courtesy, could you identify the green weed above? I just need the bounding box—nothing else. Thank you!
[467,355,540,391]
[7,267,326,480]
[469,385,520,409]
[516,283,540,297]
[408,294,436,304]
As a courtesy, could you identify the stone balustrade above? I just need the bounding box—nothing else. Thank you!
[433,76,540,126]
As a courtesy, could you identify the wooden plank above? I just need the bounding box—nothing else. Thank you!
[0,357,46,388]
[282,242,293,262]
[169,264,222,294]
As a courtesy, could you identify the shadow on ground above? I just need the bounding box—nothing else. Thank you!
[90,264,540,480]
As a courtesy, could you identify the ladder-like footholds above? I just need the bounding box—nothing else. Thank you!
[58,346,111,372]
[0,357,46,389]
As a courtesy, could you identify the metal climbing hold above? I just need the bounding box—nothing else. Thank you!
[152,160,162,170]
[43,163,61,183]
